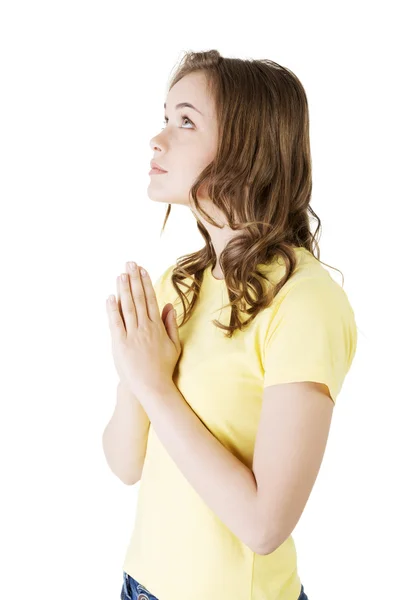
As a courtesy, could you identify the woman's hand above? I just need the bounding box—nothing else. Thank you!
[106,261,181,398]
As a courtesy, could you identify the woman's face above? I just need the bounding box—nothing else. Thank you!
[148,71,218,209]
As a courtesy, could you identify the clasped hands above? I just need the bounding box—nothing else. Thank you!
[106,261,181,399]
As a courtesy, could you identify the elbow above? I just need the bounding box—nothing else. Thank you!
[257,527,292,556]
[118,467,142,486]
[111,470,140,486]
[253,538,278,557]
[253,544,270,556]
[250,522,273,556]
[252,520,281,556]
[253,538,273,556]
[121,476,139,486]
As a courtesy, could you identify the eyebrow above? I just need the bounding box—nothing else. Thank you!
[164,102,204,116]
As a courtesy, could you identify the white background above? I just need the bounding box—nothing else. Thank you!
[0,1,398,599]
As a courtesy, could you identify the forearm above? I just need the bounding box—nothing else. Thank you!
[139,381,264,554]
[102,381,150,484]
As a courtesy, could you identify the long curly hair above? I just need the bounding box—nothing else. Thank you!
[159,50,343,339]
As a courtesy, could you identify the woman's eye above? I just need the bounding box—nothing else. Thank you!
[162,115,194,130]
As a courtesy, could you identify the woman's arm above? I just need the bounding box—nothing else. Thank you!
[102,381,150,485]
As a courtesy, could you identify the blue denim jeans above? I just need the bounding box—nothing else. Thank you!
[120,572,159,600]
[120,571,309,599]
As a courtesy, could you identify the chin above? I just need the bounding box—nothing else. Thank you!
[146,190,189,207]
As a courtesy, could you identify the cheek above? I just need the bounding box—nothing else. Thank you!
[176,140,217,187]
[178,154,206,182]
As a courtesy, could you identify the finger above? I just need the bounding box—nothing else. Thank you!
[138,266,164,324]
[118,272,138,330]
[126,262,148,327]
[106,292,126,340]
[161,303,172,323]
[117,277,127,330]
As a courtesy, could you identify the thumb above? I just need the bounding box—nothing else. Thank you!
[164,303,180,350]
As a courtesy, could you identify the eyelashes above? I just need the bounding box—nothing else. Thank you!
[162,114,194,129]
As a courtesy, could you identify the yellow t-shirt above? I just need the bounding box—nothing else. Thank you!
[122,247,358,600]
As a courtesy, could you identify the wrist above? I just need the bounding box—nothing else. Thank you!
[137,377,175,402]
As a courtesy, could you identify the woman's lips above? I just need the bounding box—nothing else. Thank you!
[149,168,168,175]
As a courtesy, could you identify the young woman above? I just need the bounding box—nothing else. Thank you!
[103,50,358,600]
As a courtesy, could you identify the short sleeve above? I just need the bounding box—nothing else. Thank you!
[152,264,174,310]
[153,272,164,305]
[262,277,358,403]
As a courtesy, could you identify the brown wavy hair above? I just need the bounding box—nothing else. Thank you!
[159,50,344,339]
